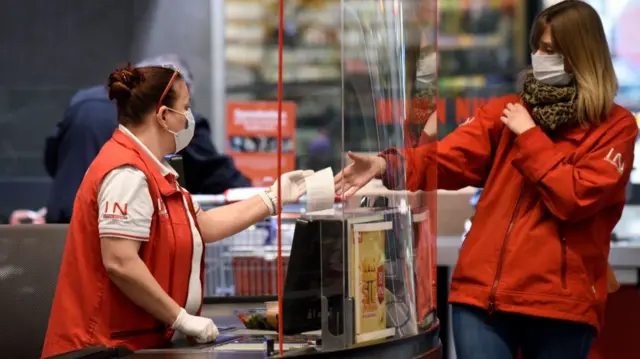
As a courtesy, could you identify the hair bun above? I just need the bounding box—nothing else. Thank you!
[107,63,145,102]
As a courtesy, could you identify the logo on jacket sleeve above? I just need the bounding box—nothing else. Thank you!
[459,117,474,126]
[102,201,128,220]
[604,148,624,174]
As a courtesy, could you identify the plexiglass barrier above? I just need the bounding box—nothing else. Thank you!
[279,0,438,352]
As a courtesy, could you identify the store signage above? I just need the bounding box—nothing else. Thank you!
[446,97,500,124]
[226,101,296,187]
[376,97,499,125]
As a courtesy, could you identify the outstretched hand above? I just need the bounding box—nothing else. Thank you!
[273,170,315,204]
[334,152,387,198]
[260,170,315,215]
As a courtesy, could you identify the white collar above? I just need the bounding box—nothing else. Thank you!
[118,125,178,178]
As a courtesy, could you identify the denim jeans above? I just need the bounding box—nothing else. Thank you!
[451,304,595,359]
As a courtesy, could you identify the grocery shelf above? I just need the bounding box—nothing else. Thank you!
[438,34,504,50]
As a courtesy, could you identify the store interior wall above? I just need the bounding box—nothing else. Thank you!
[0,0,212,216]
[130,0,212,118]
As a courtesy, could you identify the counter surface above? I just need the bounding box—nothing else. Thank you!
[124,304,442,359]
[127,304,274,358]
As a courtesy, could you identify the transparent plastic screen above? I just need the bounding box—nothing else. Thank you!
[315,0,438,349]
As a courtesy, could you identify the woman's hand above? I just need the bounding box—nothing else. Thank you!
[273,170,315,204]
[334,152,387,198]
[171,308,219,343]
[199,170,314,242]
[259,170,314,215]
[501,103,536,135]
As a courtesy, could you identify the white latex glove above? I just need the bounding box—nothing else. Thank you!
[259,170,314,215]
[170,308,219,343]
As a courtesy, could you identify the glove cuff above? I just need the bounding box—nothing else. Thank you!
[170,308,187,330]
[259,189,278,216]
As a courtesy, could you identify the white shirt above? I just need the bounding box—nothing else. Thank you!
[98,125,204,340]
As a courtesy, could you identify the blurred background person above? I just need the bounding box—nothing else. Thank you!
[306,125,332,171]
[43,54,250,224]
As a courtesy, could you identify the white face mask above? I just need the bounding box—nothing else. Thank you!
[166,108,195,153]
[416,52,436,87]
[531,53,573,86]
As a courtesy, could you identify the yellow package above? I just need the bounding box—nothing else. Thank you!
[352,222,392,341]
[347,214,384,299]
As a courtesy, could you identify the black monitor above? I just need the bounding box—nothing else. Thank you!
[281,214,346,335]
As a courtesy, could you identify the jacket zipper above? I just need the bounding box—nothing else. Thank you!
[560,237,567,289]
[487,186,525,318]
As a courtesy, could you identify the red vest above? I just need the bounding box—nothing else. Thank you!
[42,130,205,357]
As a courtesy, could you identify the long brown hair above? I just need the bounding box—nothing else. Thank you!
[530,0,618,126]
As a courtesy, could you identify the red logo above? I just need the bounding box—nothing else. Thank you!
[605,148,625,174]
[459,117,475,126]
[101,201,128,220]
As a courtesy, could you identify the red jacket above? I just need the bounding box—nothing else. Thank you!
[381,95,638,330]
[42,130,204,357]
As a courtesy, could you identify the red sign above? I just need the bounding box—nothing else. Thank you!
[226,101,296,187]
[376,97,499,125]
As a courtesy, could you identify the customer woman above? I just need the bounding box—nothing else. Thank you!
[335,1,636,358]
[42,64,312,357]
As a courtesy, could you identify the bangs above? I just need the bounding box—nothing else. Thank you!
[529,15,549,52]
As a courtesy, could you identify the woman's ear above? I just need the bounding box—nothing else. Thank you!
[156,106,169,129]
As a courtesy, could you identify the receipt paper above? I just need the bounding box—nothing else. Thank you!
[304,167,335,212]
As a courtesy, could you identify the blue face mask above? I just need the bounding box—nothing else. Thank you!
[531,53,573,86]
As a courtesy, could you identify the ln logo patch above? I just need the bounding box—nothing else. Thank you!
[102,201,128,220]
[604,148,624,174]
[460,117,474,126]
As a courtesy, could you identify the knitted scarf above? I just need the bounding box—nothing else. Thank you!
[520,73,578,132]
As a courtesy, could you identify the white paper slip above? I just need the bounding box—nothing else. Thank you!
[304,167,335,212]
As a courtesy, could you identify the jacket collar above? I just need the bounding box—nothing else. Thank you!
[113,126,179,196]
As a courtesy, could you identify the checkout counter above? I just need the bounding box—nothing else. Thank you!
[1,187,639,359]
[0,190,443,359]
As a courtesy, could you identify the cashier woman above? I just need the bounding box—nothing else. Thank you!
[42,64,313,357]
